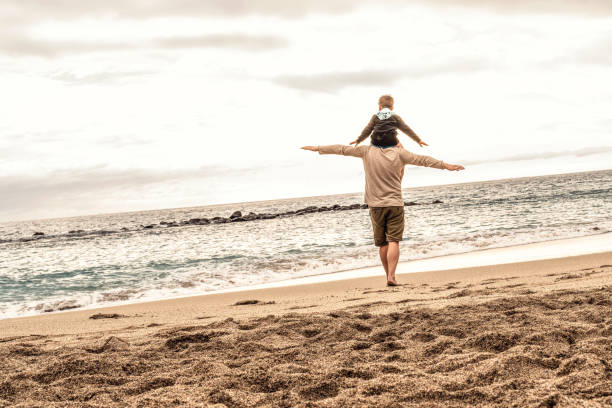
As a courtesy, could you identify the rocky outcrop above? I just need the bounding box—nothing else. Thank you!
[18,199,446,241]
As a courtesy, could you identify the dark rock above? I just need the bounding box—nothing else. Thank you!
[432,199,443,204]
[229,211,242,219]
[404,201,417,206]
[89,313,124,320]
[59,304,79,311]
[33,231,44,236]
[231,217,247,222]
[187,218,209,225]
[68,230,85,234]
[121,227,129,231]
[261,214,277,219]
[592,226,600,231]
[349,204,361,210]
[360,204,369,209]
[302,206,318,213]
[143,224,155,229]
[318,206,329,212]
[211,217,228,224]
[332,204,341,210]
[233,299,260,305]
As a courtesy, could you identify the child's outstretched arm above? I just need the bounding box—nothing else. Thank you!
[395,115,428,147]
[350,115,376,146]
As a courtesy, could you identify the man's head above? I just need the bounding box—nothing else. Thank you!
[378,94,394,110]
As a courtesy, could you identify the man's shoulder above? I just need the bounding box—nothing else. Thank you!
[362,145,403,155]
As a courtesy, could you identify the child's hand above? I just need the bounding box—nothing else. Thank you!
[349,139,360,146]
[301,146,319,152]
[418,140,429,147]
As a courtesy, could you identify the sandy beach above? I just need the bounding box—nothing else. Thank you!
[1,251,610,407]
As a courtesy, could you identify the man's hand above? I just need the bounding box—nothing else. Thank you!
[349,139,360,146]
[444,163,465,171]
[301,146,319,152]
[418,140,429,148]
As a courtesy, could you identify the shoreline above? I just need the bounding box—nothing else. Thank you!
[3,232,610,322]
[1,249,610,337]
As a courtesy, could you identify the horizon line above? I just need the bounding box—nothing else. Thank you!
[2,167,609,225]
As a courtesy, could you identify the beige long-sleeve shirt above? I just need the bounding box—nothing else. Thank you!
[318,145,446,207]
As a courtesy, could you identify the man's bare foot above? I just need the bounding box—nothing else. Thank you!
[387,280,400,286]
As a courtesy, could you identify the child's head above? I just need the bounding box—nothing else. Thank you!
[378,94,394,110]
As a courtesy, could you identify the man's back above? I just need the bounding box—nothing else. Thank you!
[318,145,446,207]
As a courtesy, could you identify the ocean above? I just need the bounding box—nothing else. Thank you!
[1,169,610,319]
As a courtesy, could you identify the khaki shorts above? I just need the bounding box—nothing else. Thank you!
[369,206,405,247]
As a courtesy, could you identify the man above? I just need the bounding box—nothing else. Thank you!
[301,144,464,286]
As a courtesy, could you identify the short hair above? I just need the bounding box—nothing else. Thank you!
[378,94,394,109]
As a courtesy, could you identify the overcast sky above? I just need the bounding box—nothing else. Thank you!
[1,0,611,222]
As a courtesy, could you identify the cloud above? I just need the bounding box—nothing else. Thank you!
[49,70,154,85]
[538,35,612,68]
[0,36,132,57]
[155,34,288,51]
[1,0,609,58]
[575,37,612,66]
[0,164,274,203]
[2,0,612,26]
[272,58,489,92]
[0,166,234,219]
[462,146,612,165]
[0,1,370,27]
[0,33,288,57]
[427,0,612,16]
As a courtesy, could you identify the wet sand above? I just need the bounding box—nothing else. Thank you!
[1,252,611,407]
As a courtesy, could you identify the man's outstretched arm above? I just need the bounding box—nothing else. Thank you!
[399,149,465,171]
[301,144,367,158]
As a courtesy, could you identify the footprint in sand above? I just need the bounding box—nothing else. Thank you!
[232,300,275,306]
[288,305,319,310]
[89,313,125,320]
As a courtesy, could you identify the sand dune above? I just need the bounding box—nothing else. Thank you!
[0,255,610,407]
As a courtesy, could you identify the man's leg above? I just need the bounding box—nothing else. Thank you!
[370,207,390,281]
[384,206,405,286]
[386,241,400,285]
[379,244,389,278]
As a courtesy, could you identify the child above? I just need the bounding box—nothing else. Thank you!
[350,95,429,148]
